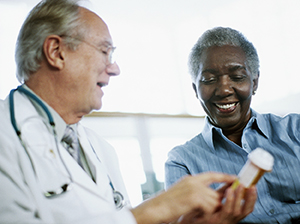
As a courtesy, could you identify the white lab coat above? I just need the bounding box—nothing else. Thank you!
[0,91,137,224]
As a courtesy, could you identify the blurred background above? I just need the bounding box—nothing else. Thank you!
[1,0,299,206]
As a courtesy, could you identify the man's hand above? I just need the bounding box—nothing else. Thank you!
[130,172,237,224]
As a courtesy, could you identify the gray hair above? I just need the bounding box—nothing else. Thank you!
[188,27,259,82]
[15,0,85,83]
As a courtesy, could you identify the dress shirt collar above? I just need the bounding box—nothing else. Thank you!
[249,109,269,139]
[202,108,269,151]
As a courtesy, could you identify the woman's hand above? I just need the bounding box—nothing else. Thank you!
[171,184,257,224]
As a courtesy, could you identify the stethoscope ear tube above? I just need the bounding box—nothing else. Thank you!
[9,88,20,136]
[17,86,55,125]
[9,86,56,136]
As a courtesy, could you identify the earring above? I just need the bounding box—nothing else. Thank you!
[253,90,257,95]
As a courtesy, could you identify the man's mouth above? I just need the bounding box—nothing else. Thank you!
[215,103,237,110]
[97,82,107,88]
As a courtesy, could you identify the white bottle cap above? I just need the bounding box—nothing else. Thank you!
[248,147,274,171]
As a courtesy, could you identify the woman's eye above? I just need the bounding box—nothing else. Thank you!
[200,77,216,84]
[231,75,246,81]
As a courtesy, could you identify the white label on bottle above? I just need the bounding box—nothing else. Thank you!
[238,161,259,188]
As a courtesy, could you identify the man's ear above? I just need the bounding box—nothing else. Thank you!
[252,72,259,95]
[192,83,199,99]
[43,35,65,70]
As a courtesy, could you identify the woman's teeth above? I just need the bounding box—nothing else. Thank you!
[216,103,236,109]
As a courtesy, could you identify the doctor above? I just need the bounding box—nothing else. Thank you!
[0,0,256,223]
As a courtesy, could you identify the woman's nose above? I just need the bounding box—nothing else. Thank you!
[215,75,234,96]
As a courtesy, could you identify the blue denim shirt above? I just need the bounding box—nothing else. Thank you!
[165,109,300,223]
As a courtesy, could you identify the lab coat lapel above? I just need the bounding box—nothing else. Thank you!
[59,142,113,204]
[76,125,114,203]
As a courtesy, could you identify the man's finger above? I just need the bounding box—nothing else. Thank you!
[195,172,237,186]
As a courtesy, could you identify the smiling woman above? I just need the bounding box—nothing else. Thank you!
[194,45,258,137]
[165,26,300,223]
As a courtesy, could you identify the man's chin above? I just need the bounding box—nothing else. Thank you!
[94,102,103,111]
[88,102,103,114]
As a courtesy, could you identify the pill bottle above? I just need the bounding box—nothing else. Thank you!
[232,147,274,189]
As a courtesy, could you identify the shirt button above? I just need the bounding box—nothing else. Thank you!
[269,209,275,214]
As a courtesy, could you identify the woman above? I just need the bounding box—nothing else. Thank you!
[165,27,300,224]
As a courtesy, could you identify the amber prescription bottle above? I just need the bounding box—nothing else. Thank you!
[232,147,274,189]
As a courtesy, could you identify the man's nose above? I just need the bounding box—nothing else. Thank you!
[106,62,120,76]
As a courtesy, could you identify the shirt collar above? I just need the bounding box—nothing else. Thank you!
[202,109,269,150]
[248,109,269,139]
[202,116,216,151]
[22,84,67,141]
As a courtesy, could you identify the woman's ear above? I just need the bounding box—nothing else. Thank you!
[252,72,259,95]
[192,83,199,99]
[43,35,65,70]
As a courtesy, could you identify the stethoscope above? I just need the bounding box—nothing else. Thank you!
[9,85,125,210]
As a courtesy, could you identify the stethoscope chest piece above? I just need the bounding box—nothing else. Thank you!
[113,190,125,210]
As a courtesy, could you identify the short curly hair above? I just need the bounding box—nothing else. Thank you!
[188,27,259,82]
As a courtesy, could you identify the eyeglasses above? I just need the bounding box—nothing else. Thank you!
[62,35,116,65]
[80,39,116,65]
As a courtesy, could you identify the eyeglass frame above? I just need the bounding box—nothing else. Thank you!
[61,35,116,65]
